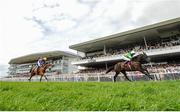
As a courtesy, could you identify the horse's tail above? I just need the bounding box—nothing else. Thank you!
[106,66,114,74]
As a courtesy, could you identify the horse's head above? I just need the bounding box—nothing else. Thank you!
[139,52,151,63]
[43,63,53,70]
[133,52,150,64]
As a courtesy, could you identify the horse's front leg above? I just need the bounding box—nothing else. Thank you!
[28,73,34,82]
[140,69,153,80]
[121,70,132,81]
[44,75,48,81]
[40,75,43,82]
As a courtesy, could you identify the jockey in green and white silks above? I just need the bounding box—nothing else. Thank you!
[122,50,137,65]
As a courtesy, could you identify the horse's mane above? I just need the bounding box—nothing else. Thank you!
[132,53,147,63]
[132,54,141,61]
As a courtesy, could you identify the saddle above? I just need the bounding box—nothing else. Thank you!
[31,64,46,74]
[34,66,42,74]
[124,61,132,70]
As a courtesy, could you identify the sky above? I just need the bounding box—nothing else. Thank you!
[0,0,180,77]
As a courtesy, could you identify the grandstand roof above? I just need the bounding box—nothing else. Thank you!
[9,50,78,64]
[70,17,180,53]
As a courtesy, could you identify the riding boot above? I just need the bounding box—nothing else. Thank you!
[128,61,132,70]
[124,61,129,68]
[125,61,129,64]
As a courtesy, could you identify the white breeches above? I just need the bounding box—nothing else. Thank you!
[122,55,131,61]
[37,61,41,66]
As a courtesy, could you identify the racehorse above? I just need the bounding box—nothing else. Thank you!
[106,52,153,82]
[28,63,53,82]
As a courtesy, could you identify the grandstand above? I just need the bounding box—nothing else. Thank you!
[2,17,180,82]
[8,51,78,77]
[69,17,180,81]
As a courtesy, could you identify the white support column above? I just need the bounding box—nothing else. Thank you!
[61,56,64,74]
[98,75,100,82]
[76,51,78,59]
[103,44,106,55]
[143,36,148,50]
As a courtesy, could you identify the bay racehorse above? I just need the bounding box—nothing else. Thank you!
[106,52,153,82]
[28,63,52,82]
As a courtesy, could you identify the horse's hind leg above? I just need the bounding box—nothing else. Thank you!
[40,75,43,82]
[121,70,132,81]
[113,71,119,82]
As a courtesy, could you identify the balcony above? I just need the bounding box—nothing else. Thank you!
[72,45,180,65]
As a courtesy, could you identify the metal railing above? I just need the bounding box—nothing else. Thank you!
[1,72,180,82]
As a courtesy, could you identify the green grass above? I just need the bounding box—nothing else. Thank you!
[0,81,180,111]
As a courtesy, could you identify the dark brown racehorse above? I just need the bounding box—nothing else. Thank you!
[106,52,153,82]
[28,63,52,82]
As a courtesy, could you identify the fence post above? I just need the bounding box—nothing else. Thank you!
[98,75,100,82]
[111,76,114,82]
[85,74,88,82]
[153,74,157,81]
[172,73,176,80]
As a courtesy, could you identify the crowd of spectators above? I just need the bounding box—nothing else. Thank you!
[147,64,180,74]
[77,37,180,76]
[77,68,105,74]
[75,63,180,76]
[81,38,180,59]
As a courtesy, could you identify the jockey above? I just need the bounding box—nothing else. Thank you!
[37,57,47,67]
[122,50,137,65]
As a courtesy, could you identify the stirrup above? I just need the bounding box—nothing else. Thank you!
[125,61,129,64]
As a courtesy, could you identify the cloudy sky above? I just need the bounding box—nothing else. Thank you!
[0,0,180,77]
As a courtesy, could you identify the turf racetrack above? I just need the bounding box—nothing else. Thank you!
[0,81,180,111]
